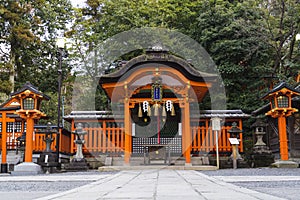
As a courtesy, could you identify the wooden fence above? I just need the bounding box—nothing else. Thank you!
[191,126,243,153]
[71,126,125,154]
[1,124,243,155]
[0,129,71,153]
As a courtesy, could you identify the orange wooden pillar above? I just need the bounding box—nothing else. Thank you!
[1,112,7,172]
[24,117,34,162]
[184,101,191,164]
[181,97,191,165]
[124,98,131,165]
[278,115,289,160]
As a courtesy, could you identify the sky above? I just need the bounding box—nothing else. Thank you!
[71,0,86,8]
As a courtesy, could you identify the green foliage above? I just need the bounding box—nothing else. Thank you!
[0,0,73,94]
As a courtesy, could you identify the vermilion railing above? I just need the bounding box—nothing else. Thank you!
[191,126,243,153]
[33,130,71,153]
[1,122,243,155]
[71,126,125,154]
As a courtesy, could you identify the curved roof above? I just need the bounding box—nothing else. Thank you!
[99,50,217,84]
[262,81,300,99]
[10,82,50,100]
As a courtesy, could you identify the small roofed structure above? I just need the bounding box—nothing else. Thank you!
[0,82,50,173]
[253,82,300,159]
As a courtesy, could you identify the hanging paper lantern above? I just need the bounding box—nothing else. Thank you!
[166,100,172,112]
[143,101,149,113]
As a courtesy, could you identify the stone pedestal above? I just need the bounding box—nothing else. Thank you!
[11,162,42,175]
[271,160,299,168]
[1,163,8,173]
[250,145,274,168]
[38,152,59,173]
[65,159,88,171]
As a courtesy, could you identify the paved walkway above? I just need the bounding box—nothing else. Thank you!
[36,170,285,200]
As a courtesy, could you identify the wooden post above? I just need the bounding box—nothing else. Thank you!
[232,144,237,169]
[278,115,289,160]
[184,102,191,164]
[24,117,34,162]
[1,113,7,172]
[124,99,131,165]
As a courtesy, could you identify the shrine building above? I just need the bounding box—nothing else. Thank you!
[64,48,249,166]
[0,48,249,169]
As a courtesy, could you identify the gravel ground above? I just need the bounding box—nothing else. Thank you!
[1,171,114,191]
[201,168,300,176]
[0,181,91,192]
[202,168,300,200]
[0,170,117,200]
[2,169,300,200]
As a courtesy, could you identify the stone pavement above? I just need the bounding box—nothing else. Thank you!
[35,170,285,200]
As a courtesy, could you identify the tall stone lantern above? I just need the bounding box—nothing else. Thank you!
[72,123,87,162]
[67,123,88,171]
[250,118,274,167]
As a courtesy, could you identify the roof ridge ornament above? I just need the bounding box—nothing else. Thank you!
[146,43,169,53]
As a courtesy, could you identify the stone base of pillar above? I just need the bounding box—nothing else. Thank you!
[11,162,42,175]
[1,163,8,173]
[271,160,299,168]
[185,162,192,167]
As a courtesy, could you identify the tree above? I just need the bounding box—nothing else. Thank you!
[0,0,73,96]
[259,0,300,81]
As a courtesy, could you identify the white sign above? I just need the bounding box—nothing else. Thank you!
[178,123,182,136]
[132,123,135,136]
[229,138,239,145]
[211,117,221,131]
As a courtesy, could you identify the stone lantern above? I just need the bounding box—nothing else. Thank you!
[67,123,88,171]
[228,122,242,169]
[72,123,87,162]
[252,119,267,147]
[37,122,58,173]
[250,118,274,167]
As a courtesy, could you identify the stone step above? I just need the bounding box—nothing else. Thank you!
[0,151,22,165]
[111,156,210,166]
